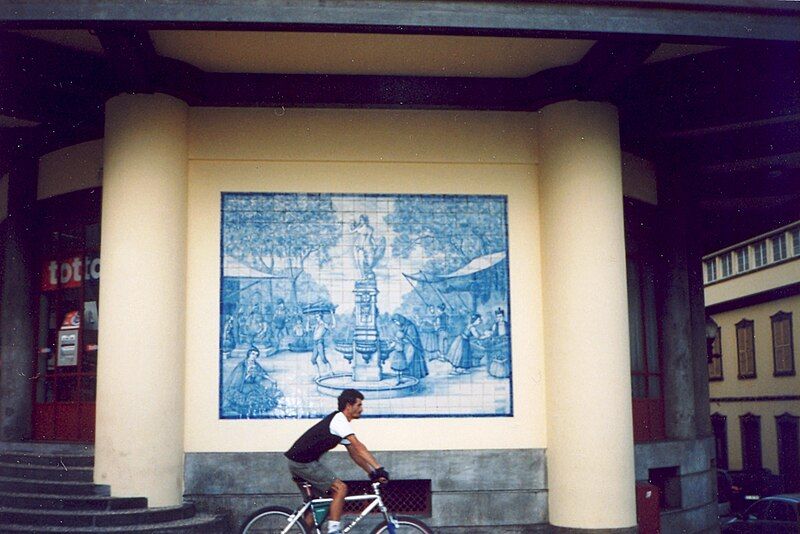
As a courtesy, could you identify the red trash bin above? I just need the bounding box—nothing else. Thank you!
[636,481,661,534]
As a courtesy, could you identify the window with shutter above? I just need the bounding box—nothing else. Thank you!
[737,319,756,379]
[772,312,795,376]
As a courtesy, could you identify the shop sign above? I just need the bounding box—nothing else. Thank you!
[41,255,100,291]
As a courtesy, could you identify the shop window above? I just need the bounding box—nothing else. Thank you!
[32,192,101,443]
[772,233,788,262]
[772,311,795,376]
[736,319,756,379]
[708,326,723,381]
[711,413,729,470]
[736,247,749,273]
[648,466,681,510]
[753,241,767,268]
[625,200,664,443]
[740,413,762,471]
[705,259,717,282]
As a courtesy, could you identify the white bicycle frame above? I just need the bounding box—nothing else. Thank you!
[283,482,394,534]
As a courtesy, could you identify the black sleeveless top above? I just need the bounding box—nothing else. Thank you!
[285,411,351,463]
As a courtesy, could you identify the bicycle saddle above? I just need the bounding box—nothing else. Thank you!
[291,476,322,501]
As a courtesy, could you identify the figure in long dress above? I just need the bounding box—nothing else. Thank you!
[388,313,429,385]
[419,306,439,360]
[224,346,282,417]
[446,313,484,374]
[487,308,511,378]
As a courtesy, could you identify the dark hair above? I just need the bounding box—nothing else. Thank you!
[338,389,364,411]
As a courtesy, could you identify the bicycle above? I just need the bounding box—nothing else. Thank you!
[240,477,434,533]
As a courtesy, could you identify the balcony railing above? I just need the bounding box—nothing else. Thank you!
[702,220,800,285]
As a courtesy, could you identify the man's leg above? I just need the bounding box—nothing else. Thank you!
[327,479,348,532]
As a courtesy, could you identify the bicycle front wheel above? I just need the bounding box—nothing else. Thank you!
[241,505,309,534]
[370,516,434,534]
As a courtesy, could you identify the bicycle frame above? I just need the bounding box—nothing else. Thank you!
[284,482,395,534]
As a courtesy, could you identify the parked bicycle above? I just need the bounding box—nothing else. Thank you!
[240,477,433,534]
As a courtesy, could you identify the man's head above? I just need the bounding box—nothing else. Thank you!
[338,388,365,418]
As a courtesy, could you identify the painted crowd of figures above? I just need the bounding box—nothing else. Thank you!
[221,300,511,417]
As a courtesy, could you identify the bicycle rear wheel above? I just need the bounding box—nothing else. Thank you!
[241,505,309,534]
[370,516,433,534]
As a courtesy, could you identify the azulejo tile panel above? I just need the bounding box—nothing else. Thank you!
[219,192,512,418]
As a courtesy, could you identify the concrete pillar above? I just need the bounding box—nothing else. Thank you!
[538,101,636,531]
[0,158,37,441]
[686,182,713,439]
[94,94,188,506]
[656,174,697,440]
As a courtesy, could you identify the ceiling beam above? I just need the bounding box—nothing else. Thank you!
[617,43,800,134]
[662,121,800,170]
[571,40,661,101]
[1,1,799,43]
[95,29,159,94]
[200,72,533,110]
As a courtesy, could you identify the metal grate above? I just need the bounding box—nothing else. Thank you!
[343,479,431,516]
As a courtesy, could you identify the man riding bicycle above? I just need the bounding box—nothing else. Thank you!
[285,389,389,534]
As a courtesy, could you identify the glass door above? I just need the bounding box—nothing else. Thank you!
[32,221,99,442]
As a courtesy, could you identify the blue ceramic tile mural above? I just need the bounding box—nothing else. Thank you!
[219,193,512,418]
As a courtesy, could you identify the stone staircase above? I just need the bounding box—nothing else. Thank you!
[0,442,228,533]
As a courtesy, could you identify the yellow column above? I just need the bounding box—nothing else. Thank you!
[95,94,188,506]
[538,101,636,530]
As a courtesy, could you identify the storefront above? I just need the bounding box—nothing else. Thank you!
[27,144,104,442]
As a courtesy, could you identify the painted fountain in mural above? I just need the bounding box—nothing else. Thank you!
[316,214,420,398]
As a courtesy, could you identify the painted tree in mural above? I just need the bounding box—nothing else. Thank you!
[223,194,341,305]
[385,196,508,312]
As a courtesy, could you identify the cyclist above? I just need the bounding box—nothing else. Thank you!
[285,389,389,534]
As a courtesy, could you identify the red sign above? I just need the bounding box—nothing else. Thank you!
[41,255,100,292]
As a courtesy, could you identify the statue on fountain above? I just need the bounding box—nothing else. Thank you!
[349,215,386,280]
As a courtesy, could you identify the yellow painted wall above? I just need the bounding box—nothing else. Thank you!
[709,294,800,472]
[37,139,103,199]
[184,107,546,452]
[706,257,800,307]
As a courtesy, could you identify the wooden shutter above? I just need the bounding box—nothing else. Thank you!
[737,320,755,378]
[772,312,795,376]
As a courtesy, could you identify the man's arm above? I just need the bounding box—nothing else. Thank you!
[344,434,383,476]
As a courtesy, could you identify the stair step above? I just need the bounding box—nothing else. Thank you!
[0,477,110,496]
[0,491,148,511]
[0,512,227,532]
[0,502,195,527]
[0,452,94,468]
[0,461,94,482]
[0,442,93,456]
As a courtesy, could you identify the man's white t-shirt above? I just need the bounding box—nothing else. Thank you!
[329,411,354,445]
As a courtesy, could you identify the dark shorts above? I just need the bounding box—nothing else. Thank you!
[287,458,338,493]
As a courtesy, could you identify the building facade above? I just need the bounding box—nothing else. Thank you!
[2,3,799,532]
[706,222,800,493]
